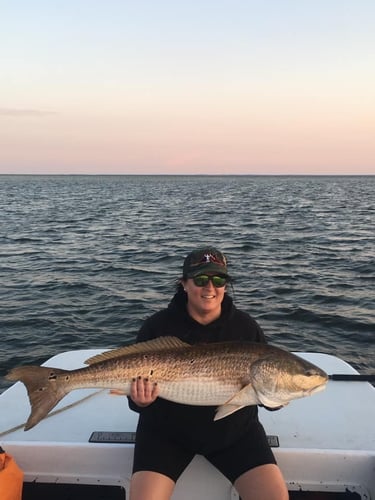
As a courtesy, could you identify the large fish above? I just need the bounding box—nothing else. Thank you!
[6,336,328,430]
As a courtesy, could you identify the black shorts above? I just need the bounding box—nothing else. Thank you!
[132,420,276,484]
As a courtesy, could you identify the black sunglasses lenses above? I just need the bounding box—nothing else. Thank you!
[193,275,227,287]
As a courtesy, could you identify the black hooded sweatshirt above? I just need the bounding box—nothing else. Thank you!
[128,289,267,454]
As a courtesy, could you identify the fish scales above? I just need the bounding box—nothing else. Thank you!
[5,336,328,430]
[69,345,250,405]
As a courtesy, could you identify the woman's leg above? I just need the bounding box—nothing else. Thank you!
[130,470,175,500]
[131,418,194,500]
[234,463,289,500]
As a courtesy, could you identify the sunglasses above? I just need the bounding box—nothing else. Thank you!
[192,275,227,288]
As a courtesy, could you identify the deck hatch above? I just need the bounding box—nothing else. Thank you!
[88,431,279,447]
[89,431,137,443]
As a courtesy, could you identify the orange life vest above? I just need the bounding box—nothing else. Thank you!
[0,447,24,500]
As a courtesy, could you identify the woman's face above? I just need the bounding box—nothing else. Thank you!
[183,275,226,322]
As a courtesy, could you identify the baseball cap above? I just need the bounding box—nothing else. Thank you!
[183,246,229,278]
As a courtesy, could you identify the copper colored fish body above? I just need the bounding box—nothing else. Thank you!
[5,337,328,430]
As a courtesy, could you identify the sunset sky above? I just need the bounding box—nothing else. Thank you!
[1,0,374,175]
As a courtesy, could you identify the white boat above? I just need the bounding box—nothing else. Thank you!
[0,349,374,500]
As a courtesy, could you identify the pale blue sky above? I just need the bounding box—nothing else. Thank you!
[1,0,374,174]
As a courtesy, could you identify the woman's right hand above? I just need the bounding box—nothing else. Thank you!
[130,376,159,407]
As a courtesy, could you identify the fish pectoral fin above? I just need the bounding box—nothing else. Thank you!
[214,384,260,421]
[214,404,245,421]
[85,336,189,365]
[223,383,259,407]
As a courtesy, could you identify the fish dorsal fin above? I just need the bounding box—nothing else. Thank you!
[84,336,189,365]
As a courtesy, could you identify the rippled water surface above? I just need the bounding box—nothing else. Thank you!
[0,175,374,392]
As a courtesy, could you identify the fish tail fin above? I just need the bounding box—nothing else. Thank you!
[6,366,69,430]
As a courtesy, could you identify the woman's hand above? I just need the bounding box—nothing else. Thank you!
[130,376,159,407]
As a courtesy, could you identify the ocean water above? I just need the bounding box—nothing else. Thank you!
[0,175,374,393]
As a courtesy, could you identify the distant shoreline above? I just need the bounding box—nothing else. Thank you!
[1,173,374,178]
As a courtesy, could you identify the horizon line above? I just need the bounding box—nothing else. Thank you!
[0,173,374,177]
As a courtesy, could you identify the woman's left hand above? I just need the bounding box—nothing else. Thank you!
[130,376,159,407]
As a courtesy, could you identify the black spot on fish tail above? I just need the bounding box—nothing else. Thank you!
[6,365,71,430]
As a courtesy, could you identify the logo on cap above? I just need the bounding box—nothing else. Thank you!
[202,253,223,265]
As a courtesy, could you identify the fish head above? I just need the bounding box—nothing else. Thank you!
[249,351,328,408]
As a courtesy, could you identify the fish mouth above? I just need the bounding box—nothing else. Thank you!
[306,382,327,396]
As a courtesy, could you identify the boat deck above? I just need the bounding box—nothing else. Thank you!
[1,349,374,500]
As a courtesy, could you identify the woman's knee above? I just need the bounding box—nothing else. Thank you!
[130,470,175,500]
[234,463,289,500]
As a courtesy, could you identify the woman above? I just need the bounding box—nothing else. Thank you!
[128,246,289,500]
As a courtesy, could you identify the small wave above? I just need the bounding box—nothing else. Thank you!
[0,317,56,329]
[285,307,374,333]
[1,175,374,388]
